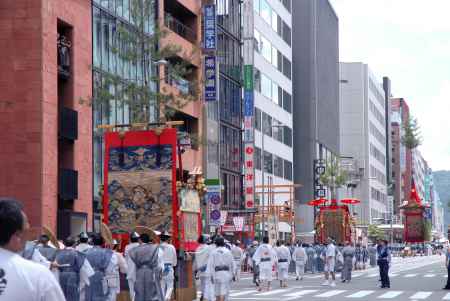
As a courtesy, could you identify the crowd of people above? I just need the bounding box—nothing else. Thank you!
[0,198,177,301]
[1,197,444,301]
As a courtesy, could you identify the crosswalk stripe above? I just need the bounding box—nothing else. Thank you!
[409,291,432,299]
[424,274,436,278]
[230,290,257,297]
[377,291,403,299]
[389,274,398,278]
[368,273,379,278]
[255,289,287,296]
[404,273,418,278]
[314,290,346,297]
[442,292,450,300]
[284,290,318,300]
[346,290,375,298]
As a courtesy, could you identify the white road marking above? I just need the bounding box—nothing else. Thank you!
[346,290,375,298]
[368,273,379,278]
[409,291,432,299]
[377,291,404,299]
[442,292,450,300]
[314,290,346,297]
[404,273,418,278]
[389,274,398,278]
[255,289,288,296]
[229,290,257,297]
[284,290,318,300]
[424,274,436,278]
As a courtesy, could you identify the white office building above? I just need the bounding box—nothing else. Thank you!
[252,0,294,237]
[340,62,388,225]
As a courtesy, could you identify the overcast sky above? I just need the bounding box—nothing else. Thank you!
[330,0,450,171]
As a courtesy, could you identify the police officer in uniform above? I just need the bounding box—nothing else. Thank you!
[377,239,391,289]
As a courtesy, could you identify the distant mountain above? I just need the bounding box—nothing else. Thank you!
[433,170,450,230]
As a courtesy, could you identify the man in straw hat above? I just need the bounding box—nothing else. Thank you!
[159,231,177,301]
[55,236,95,301]
[127,233,164,301]
[84,233,120,301]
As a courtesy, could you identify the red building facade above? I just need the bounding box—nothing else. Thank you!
[0,0,92,237]
[391,98,412,215]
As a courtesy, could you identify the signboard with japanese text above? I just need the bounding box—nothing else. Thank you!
[203,5,216,50]
[204,56,217,102]
[244,145,255,209]
[243,65,255,209]
[206,180,221,226]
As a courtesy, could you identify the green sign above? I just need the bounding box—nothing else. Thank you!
[244,65,253,90]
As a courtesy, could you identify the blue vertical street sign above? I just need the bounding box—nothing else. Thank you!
[204,56,217,101]
[203,5,216,50]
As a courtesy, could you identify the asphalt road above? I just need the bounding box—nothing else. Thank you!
[203,255,450,301]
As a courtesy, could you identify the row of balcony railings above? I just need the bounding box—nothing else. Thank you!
[164,13,197,44]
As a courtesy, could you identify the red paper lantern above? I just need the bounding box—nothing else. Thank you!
[307,198,327,206]
[340,198,361,205]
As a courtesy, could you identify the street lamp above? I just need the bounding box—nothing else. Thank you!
[260,123,285,239]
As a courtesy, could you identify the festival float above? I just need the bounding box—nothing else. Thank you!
[311,198,359,244]
[400,181,432,243]
[102,124,201,301]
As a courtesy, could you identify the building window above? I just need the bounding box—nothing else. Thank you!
[282,91,292,113]
[272,119,283,142]
[282,21,291,46]
[261,73,272,99]
[262,112,272,137]
[274,155,283,177]
[282,56,291,79]
[284,160,292,180]
[260,0,271,25]
[283,126,292,147]
[254,107,262,131]
[264,151,273,174]
[255,147,262,170]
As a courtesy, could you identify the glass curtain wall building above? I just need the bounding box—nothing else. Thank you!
[217,0,243,209]
[92,0,156,222]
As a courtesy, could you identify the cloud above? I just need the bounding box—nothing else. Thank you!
[331,0,450,169]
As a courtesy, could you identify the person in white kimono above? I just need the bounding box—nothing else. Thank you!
[76,232,92,253]
[159,232,177,301]
[194,235,214,301]
[55,236,95,301]
[110,240,127,300]
[124,231,140,301]
[230,241,244,281]
[85,234,120,301]
[206,236,234,301]
[21,240,53,269]
[274,240,291,288]
[252,236,277,291]
[292,243,308,280]
[0,198,66,301]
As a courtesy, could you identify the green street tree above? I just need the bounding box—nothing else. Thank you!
[367,224,385,241]
[85,0,199,128]
[319,157,348,200]
[402,117,422,149]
